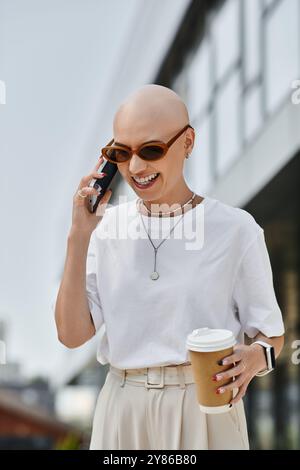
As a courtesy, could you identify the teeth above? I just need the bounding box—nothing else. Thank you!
[133,173,158,184]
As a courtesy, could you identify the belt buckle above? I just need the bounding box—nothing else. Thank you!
[145,366,165,389]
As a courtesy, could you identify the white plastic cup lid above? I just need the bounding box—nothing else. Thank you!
[186,327,236,352]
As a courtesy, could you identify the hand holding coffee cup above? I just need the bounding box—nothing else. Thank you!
[186,327,238,414]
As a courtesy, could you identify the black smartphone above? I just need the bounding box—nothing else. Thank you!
[88,158,118,213]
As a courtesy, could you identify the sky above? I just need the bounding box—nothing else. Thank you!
[0,0,140,385]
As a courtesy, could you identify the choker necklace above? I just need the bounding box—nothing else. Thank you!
[137,192,196,280]
[140,193,196,217]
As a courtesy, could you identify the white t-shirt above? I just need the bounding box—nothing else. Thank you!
[86,196,285,369]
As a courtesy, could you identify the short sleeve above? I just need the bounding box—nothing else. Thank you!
[86,229,104,332]
[232,228,285,338]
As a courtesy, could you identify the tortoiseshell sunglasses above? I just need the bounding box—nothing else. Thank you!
[100,123,194,164]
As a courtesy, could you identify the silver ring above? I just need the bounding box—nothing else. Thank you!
[77,189,87,198]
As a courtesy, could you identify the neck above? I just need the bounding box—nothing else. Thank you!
[139,183,197,218]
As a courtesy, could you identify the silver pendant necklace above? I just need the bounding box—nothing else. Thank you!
[137,193,196,280]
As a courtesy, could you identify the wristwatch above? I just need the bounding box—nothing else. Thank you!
[252,340,276,376]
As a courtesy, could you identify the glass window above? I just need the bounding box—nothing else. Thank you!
[172,69,188,102]
[187,115,213,193]
[265,0,300,114]
[244,0,261,83]
[187,38,212,121]
[212,0,240,82]
[244,85,263,143]
[264,0,277,10]
[215,71,242,175]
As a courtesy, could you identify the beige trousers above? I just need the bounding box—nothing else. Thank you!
[89,364,250,450]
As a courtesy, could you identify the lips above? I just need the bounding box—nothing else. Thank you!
[131,173,160,190]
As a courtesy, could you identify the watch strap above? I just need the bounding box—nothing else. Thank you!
[252,340,275,376]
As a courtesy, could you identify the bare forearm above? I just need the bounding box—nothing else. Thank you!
[55,230,96,348]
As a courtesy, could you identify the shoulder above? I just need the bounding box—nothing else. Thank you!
[207,197,264,248]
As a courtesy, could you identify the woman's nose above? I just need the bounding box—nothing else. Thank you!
[129,153,147,173]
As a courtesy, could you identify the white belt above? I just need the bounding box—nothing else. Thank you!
[109,364,195,389]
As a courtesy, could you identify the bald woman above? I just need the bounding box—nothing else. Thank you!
[55,84,285,450]
[112,84,203,213]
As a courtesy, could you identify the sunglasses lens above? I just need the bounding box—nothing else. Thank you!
[105,148,130,163]
[103,144,165,162]
[139,145,164,160]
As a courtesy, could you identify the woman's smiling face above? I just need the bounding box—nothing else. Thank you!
[112,85,194,205]
[115,126,190,197]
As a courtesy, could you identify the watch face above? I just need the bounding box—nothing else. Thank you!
[270,347,276,368]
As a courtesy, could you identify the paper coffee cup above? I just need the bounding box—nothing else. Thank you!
[186,327,237,414]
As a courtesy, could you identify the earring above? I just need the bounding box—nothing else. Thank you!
[186,153,190,159]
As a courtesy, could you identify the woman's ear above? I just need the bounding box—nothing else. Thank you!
[184,128,195,156]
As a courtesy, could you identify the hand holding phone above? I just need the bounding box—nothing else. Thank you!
[87,157,118,214]
[71,156,114,237]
